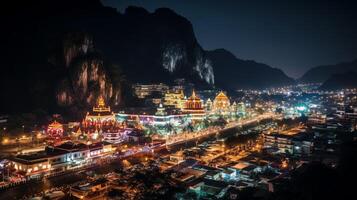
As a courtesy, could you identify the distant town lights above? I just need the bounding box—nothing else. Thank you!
[296,105,307,112]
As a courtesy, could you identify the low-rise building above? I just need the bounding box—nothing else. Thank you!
[10,153,51,178]
[70,178,109,200]
[264,134,294,154]
[229,162,257,182]
[189,178,229,199]
[133,83,169,99]
[263,132,314,155]
[8,142,114,177]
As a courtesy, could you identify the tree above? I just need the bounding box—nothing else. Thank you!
[144,124,157,135]
[256,107,264,114]
[213,117,227,128]
[184,123,194,132]
[164,123,174,135]
[176,191,198,200]
[202,118,211,129]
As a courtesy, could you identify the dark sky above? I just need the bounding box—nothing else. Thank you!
[102,0,357,78]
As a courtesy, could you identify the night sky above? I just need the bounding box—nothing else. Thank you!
[102,0,357,78]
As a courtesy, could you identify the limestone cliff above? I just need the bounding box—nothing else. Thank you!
[57,33,122,111]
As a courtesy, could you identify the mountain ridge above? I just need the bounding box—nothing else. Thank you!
[319,71,357,90]
[207,48,295,90]
[300,59,357,83]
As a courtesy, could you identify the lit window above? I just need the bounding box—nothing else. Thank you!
[34,166,38,171]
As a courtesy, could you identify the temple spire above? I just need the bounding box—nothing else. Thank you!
[192,89,196,98]
[93,95,111,113]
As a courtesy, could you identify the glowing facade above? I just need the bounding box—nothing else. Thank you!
[85,96,115,124]
[237,102,246,116]
[9,142,114,177]
[212,91,231,115]
[155,104,167,116]
[102,130,126,144]
[133,83,169,99]
[116,105,189,128]
[183,90,205,120]
[47,121,64,139]
[163,89,185,109]
[205,98,213,112]
[230,101,238,115]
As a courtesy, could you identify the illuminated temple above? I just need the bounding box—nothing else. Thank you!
[47,120,64,139]
[212,91,231,115]
[82,96,124,143]
[183,90,205,120]
[85,96,115,125]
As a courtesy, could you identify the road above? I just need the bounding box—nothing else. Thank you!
[165,112,277,147]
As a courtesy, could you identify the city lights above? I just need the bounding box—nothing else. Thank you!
[1,1,356,199]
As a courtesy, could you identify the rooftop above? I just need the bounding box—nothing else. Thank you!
[11,152,49,164]
[72,178,108,191]
[193,164,219,172]
[203,178,229,189]
[231,162,251,170]
[55,142,88,151]
[267,131,313,141]
[10,142,111,165]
